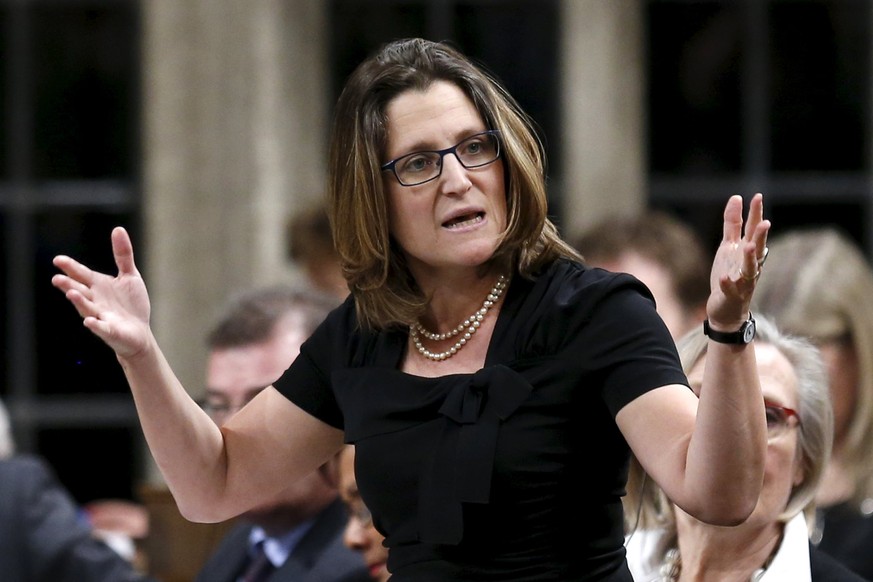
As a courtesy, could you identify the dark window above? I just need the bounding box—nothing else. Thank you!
[1,0,141,504]
[647,2,743,174]
[647,0,872,257]
[328,0,561,193]
[32,4,138,179]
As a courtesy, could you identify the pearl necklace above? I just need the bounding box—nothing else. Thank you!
[410,274,508,361]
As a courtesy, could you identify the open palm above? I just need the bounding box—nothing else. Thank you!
[706,193,770,328]
[51,227,152,359]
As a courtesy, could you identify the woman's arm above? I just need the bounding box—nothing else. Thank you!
[52,227,343,522]
[617,194,769,526]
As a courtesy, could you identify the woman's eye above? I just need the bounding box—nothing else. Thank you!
[464,141,482,154]
[402,155,432,173]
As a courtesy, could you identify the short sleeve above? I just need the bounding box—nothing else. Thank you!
[580,276,689,414]
[495,260,689,417]
[272,300,358,429]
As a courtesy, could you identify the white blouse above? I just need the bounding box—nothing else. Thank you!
[624,513,812,582]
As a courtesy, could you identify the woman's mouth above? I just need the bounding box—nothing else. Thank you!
[443,212,484,229]
[368,562,388,579]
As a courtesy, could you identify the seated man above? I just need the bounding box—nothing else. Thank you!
[0,454,156,581]
[195,286,369,582]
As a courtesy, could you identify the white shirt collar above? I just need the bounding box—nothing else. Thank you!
[757,513,811,581]
[624,512,812,582]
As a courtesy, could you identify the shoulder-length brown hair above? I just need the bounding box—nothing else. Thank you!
[327,38,580,330]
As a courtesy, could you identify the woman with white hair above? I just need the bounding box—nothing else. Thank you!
[624,314,866,581]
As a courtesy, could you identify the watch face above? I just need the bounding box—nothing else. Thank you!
[743,320,756,343]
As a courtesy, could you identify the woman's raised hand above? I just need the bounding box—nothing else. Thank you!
[52,227,152,359]
[705,193,771,329]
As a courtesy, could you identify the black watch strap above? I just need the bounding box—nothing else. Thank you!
[703,313,756,344]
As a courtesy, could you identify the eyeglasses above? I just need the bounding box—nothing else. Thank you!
[345,502,373,527]
[764,400,801,440]
[381,130,501,187]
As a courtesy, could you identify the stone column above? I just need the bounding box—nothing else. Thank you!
[141,0,328,480]
[559,0,646,240]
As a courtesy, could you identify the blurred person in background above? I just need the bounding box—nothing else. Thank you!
[0,454,156,581]
[624,314,866,581]
[1,394,149,571]
[195,285,369,582]
[336,444,389,582]
[753,227,873,579]
[287,203,349,301]
[574,210,710,341]
[1,397,154,582]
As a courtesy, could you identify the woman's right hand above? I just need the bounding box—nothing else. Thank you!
[52,227,153,359]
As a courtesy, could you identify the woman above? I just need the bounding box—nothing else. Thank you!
[337,445,390,582]
[753,228,873,578]
[624,315,866,581]
[52,39,770,580]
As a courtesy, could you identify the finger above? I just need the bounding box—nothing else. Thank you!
[721,195,744,243]
[51,273,73,294]
[741,240,759,281]
[742,193,764,242]
[112,227,139,277]
[83,315,111,338]
[740,217,772,274]
[63,289,99,320]
[52,255,97,286]
[719,272,742,296]
[51,274,93,301]
[752,219,771,260]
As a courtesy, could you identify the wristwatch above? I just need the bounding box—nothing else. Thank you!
[703,313,756,344]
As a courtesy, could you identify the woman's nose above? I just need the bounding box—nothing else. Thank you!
[343,520,368,550]
[437,153,472,195]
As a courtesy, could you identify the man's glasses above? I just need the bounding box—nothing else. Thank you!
[764,400,801,440]
[381,130,501,187]
[199,399,251,423]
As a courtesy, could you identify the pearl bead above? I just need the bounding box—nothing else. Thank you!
[409,274,508,361]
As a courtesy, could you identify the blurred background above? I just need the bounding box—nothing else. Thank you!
[1,0,870,520]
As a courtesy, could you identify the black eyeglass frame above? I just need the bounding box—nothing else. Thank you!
[380,130,502,187]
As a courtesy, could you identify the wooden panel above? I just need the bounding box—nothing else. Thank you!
[138,484,238,582]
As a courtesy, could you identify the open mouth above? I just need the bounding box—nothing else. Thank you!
[443,211,484,229]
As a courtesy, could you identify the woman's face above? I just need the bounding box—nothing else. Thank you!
[382,81,507,279]
[686,343,805,527]
[338,447,390,582]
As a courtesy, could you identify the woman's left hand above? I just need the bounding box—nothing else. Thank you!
[706,193,770,330]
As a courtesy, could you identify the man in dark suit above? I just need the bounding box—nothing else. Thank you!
[0,454,155,582]
[195,286,369,582]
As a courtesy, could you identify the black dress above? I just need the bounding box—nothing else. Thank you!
[815,502,873,580]
[275,260,688,581]
[810,542,873,581]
